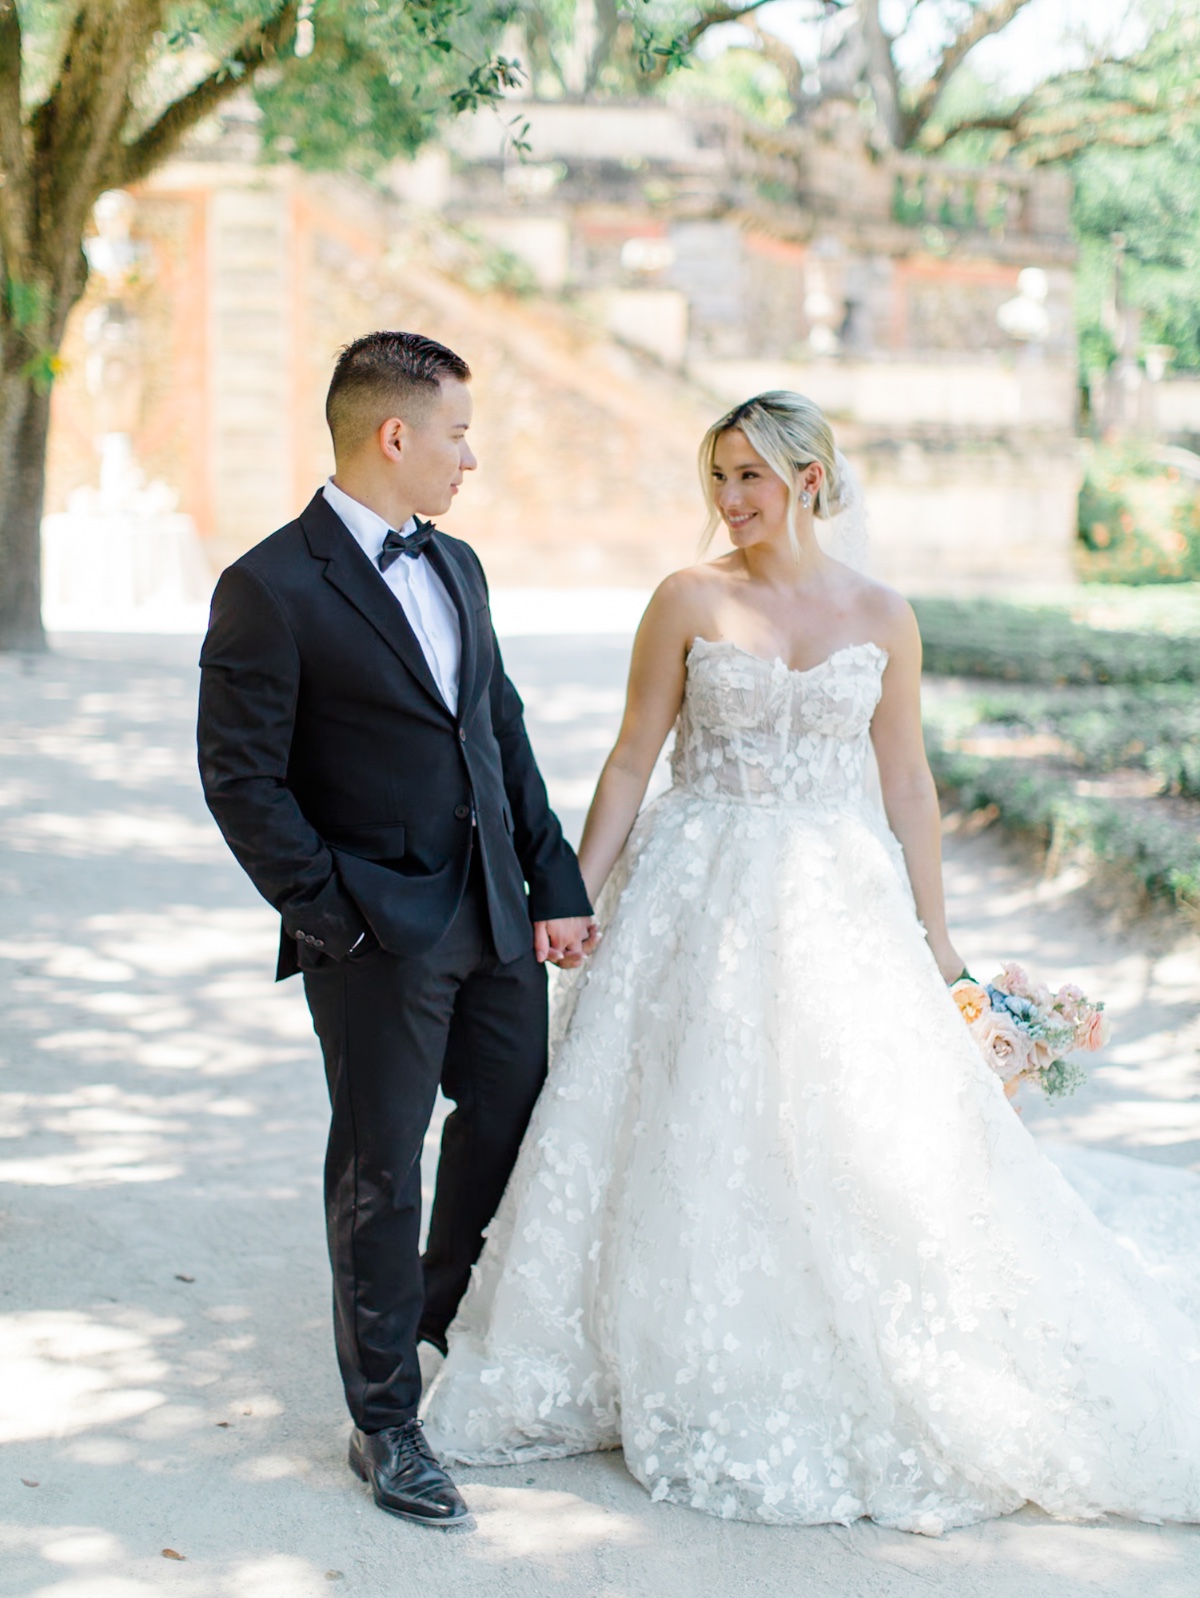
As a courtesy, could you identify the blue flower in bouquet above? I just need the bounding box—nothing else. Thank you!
[987,986,1036,1023]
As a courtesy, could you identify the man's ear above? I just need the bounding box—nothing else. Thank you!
[378,416,406,462]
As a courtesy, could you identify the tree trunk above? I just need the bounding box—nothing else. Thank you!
[859,0,905,149]
[0,242,87,653]
[0,363,55,651]
[0,4,300,653]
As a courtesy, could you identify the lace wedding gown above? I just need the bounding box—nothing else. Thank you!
[423,638,1200,1534]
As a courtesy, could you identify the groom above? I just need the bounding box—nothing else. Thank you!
[197,331,595,1526]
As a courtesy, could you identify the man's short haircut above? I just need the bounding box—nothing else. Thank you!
[325,331,471,456]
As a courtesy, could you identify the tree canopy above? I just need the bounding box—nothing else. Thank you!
[3,0,1199,651]
[649,1,1200,375]
[0,0,528,648]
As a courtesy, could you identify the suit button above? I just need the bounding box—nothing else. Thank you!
[313,938,325,949]
[454,804,470,820]
[458,728,467,743]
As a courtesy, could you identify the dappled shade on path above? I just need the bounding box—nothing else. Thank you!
[1,635,1199,1596]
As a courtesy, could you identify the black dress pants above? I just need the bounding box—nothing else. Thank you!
[302,868,548,1432]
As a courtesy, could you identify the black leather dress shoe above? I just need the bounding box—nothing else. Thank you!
[349,1421,471,1527]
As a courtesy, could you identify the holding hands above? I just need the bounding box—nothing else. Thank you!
[534,916,601,969]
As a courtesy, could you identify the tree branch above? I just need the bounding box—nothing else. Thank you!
[902,0,1037,143]
[0,0,31,275]
[118,1,299,188]
[32,1,167,259]
[680,0,783,50]
[918,89,1039,151]
[0,0,23,183]
[860,0,904,147]
[639,0,790,83]
[744,17,805,101]
[922,50,1200,165]
[1017,118,1175,165]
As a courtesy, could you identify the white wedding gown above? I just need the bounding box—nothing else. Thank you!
[423,638,1200,1534]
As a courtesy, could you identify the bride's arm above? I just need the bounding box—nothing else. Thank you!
[576,577,696,901]
[870,599,965,984]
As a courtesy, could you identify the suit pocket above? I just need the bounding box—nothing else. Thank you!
[325,821,407,865]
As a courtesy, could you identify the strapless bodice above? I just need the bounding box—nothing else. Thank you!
[668,637,888,809]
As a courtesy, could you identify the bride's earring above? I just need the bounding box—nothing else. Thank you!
[799,489,813,510]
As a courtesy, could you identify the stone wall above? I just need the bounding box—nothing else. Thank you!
[47,163,716,587]
[431,100,1077,371]
[1150,379,1200,443]
[44,101,1085,593]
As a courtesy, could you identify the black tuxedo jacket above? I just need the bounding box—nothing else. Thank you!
[197,490,591,979]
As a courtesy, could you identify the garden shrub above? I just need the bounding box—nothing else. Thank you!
[925,734,1200,911]
[916,583,1200,913]
[1077,442,1200,584]
[931,683,1200,798]
[913,596,1200,684]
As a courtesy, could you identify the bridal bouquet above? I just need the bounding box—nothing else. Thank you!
[951,963,1110,1101]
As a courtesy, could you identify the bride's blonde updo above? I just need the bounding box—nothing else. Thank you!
[699,390,844,556]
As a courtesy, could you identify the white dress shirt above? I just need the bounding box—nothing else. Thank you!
[323,477,462,715]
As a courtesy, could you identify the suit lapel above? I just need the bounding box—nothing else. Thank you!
[424,536,480,723]
[300,493,450,717]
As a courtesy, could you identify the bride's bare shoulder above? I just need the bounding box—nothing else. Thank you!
[843,570,918,655]
[641,562,731,642]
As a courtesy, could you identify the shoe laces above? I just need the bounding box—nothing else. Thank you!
[393,1420,438,1465]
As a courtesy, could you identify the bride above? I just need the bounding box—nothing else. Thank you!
[423,391,1200,1534]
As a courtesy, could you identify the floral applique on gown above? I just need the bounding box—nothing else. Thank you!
[423,638,1200,1535]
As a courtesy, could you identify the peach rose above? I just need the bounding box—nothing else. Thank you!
[952,980,991,1026]
[1026,1038,1056,1076]
[1080,1009,1110,1052]
[976,1011,1031,1083]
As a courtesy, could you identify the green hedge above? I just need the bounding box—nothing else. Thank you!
[916,595,1200,910]
[936,683,1200,799]
[925,736,1200,911]
[913,596,1200,685]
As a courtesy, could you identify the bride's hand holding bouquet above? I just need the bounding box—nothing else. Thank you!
[951,962,1110,1103]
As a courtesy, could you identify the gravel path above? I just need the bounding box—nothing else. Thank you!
[1,631,1199,1598]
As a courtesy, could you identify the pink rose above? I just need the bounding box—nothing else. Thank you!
[995,962,1033,999]
[1079,1009,1110,1053]
[974,1011,1032,1083]
[1055,984,1085,1022]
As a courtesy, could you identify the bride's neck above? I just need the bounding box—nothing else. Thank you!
[738,526,825,588]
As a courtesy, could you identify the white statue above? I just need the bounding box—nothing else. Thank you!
[997,267,1051,344]
[41,190,213,631]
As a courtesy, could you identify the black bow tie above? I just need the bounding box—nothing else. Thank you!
[378,519,435,572]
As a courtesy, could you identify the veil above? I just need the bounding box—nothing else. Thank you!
[815,450,871,574]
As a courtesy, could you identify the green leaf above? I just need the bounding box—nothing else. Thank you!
[20,350,64,395]
[5,279,47,334]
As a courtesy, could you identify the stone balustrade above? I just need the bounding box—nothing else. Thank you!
[732,123,1073,257]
